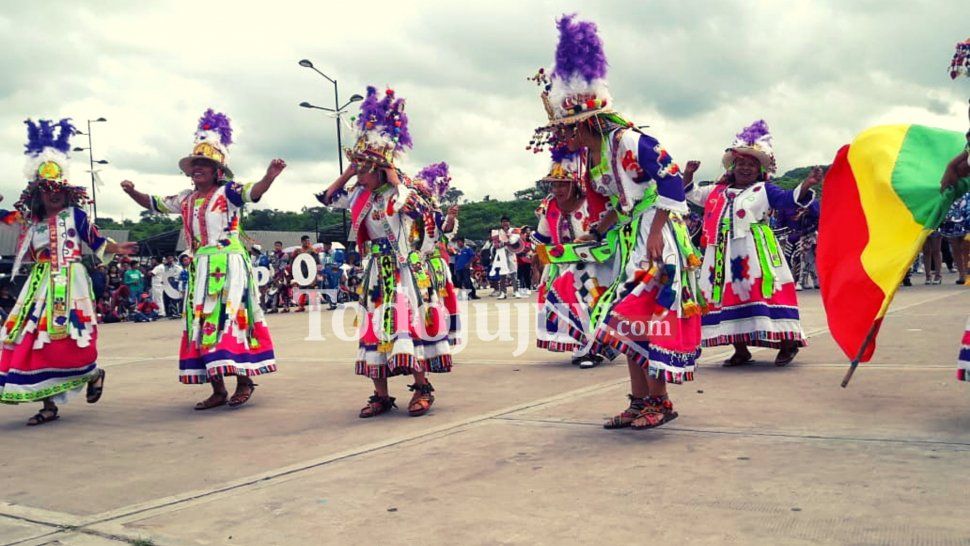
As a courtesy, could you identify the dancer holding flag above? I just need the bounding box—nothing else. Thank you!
[318,86,452,418]
[816,39,970,384]
[121,109,284,409]
[682,121,822,367]
[534,14,705,429]
[1,119,136,425]
[943,37,970,382]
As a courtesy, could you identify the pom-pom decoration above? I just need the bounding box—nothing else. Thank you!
[414,162,451,199]
[949,37,970,80]
[348,86,413,167]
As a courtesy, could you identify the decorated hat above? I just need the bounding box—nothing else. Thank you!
[347,86,412,168]
[722,120,777,174]
[546,14,613,126]
[538,144,583,185]
[15,118,91,216]
[178,109,234,179]
[413,162,451,200]
[949,37,970,79]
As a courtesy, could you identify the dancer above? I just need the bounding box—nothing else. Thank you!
[531,144,613,368]
[682,121,822,367]
[535,15,705,429]
[318,86,452,418]
[488,217,518,299]
[412,162,461,346]
[942,37,970,381]
[1,119,136,425]
[121,109,284,409]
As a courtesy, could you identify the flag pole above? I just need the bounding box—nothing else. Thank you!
[841,321,881,388]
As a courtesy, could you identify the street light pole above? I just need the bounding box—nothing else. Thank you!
[299,60,363,244]
[87,120,95,220]
[74,117,107,222]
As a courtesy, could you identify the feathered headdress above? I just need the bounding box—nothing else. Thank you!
[722,119,777,174]
[414,162,451,199]
[546,14,613,125]
[347,86,412,168]
[16,118,90,217]
[538,143,583,186]
[178,109,234,179]
[950,37,970,79]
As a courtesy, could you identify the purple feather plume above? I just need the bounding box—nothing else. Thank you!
[416,162,450,197]
[355,86,412,151]
[197,109,233,146]
[356,86,384,131]
[553,14,608,83]
[391,98,412,149]
[736,119,771,146]
[52,119,76,153]
[549,143,573,163]
[23,118,75,156]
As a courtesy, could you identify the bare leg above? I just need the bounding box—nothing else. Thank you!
[627,356,649,398]
[372,377,389,398]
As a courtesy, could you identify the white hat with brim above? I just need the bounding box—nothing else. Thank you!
[178,155,233,179]
[721,146,776,174]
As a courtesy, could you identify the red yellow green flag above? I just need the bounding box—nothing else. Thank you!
[817,124,968,364]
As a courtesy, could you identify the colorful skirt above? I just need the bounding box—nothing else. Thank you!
[355,239,453,379]
[427,251,460,346]
[699,228,807,348]
[0,262,100,403]
[536,261,612,354]
[179,244,276,384]
[589,209,704,384]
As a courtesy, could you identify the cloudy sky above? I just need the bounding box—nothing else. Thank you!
[1,0,967,221]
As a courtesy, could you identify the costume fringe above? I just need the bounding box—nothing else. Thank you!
[701,330,806,349]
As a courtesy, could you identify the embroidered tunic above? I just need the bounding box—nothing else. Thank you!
[686,180,813,348]
[0,207,107,403]
[150,181,276,383]
[586,128,705,383]
[320,183,453,378]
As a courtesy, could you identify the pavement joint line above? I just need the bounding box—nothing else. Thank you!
[4,289,958,536]
[493,416,970,448]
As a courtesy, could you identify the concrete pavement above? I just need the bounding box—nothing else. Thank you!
[1,280,968,545]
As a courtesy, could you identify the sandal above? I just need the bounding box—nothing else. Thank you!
[775,345,799,367]
[194,391,228,411]
[228,380,257,408]
[603,394,648,429]
[630,396,678,430]
[359,393,397,418]
[407,383,435,417]
[27,407,59,426]
[86,369,106,404]
[723,348,753,367]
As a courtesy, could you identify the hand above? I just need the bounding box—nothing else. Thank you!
[646,227,664,263]
[265,159,287,180]
[107,241,139,256]
[447,206,459,217]
[803,166,824,190]
[684,160,701,175]
[575,234,595,242]
[121,180,136,194]
[383,167,400,185]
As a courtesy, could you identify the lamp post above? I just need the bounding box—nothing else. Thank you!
[298,59,363,242]
[72,117,107,221]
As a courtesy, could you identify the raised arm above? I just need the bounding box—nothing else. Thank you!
[249,159,287,202]
[317,164,357,206]
[941,150,970,193]
[121,180,152,210]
